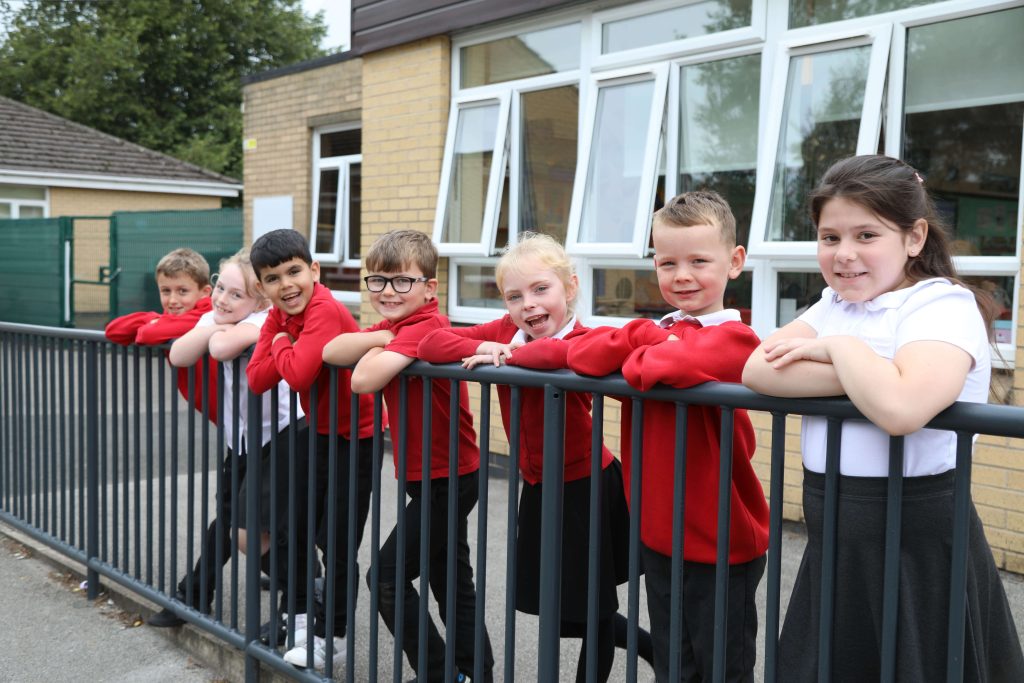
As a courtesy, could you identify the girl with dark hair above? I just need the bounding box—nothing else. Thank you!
[743,154,1023,681]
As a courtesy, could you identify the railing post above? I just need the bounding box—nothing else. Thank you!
[85,340,100,600]
[244,388,263,683]
[537,383,566,681]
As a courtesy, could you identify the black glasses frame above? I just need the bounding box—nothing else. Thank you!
[363,275,429,293]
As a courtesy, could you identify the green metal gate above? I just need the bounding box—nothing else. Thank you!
[0,216,71,326]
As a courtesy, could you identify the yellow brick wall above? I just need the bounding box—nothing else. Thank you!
[242,58,363,250]
[49,188,221,314]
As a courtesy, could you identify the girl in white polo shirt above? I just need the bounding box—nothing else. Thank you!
[743,155,1023,681]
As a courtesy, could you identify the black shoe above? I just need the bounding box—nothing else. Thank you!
[147,605,185,628]
[259,619,288,646]
[260,573,272,590]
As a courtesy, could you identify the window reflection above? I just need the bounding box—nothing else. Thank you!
[769,46,870,242]
[520,86,579,245]
[790,0,939,28]
[441,104,500,244]
[457,265,505,309]
[602,0,752,54]
[347,163,361,260]
[593,268,752,323]
[315,168,339,254]
[320,129,360,158]
[461,24,580,89]
[777,271,825,326]
[318,264,362,294]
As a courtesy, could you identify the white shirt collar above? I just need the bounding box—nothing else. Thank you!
[658,308,741,328]
[510,315,577,346]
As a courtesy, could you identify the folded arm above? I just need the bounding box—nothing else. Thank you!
[208,322,261,362]
[169,324,229,367]
[323,330,395,367]
[351,348,414,394]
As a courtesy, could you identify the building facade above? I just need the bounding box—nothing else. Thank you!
[242,0,1024,570]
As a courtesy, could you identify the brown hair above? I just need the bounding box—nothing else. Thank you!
[653,189,737,245]
[155,248,210,288]
[364,230,438,279]
[809,154,997,332]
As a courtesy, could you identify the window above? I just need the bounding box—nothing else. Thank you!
[0,184,47,219]
[310,127,361,297]
[599,0,757,55]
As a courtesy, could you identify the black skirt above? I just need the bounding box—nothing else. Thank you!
[779,468,1024,682]
[515,458,632,623]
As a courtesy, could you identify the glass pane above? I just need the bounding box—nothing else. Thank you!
[790,0,940,28]
[768,46,870,242]
[19,205,44,219]
[347,163,361,260]
[461,23,581,89]
[0,203,11,219]
[457,265,505,309]
[318,264,361,294]
[320,129,360,158]
[963,274,1015,340]
[315,168,340,255]
[441,103,500,244]
[579,78,655,244]
[593,268,752,322]
[777,271,826,326]
[519,85,579,245]
[0,184,45,200]
[602,0,752,54]
[903,8,1024,257]
[679,54,761,248]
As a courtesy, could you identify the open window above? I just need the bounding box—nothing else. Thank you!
[310,126,361,266]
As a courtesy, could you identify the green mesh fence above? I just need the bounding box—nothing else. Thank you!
[0,217,68,326]
[111,208,243,317]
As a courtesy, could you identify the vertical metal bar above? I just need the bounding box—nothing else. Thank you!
[61,336,69,542]
[219,359,232,622]
[200,356,211,620]
[346,382,361,683]
[110,343,120,568]
[326,370,342,678]
[763,412,787,683]
[1,333,9,512]
[145,347,155,586]
[627,399,644,683]
[33,335,41,528]
[817,417,843,681]
[711,408,736,683]
[285,390,299,649]
[157,347,166,592]
[244,387,263,683]
[267,382,280,650]
[946,431,974,683]
[78,339,85,549]
[369,390,384,683]
[668,402,689,683]
[185,364,197,605]
[418,377,433,680]
[86,340,100,600]
[880,436,905,683]
[169,357,180,593]
[586,392,606,683]
[474,383,491,683]
[302,384,318,668]
[99,342,108,561]
[538,384,566,682]
[444,379,460,682]
[49,338,59,536]
[121,346,129,572]
[394,376,409,683]
[503,386,521,683]
[133,345,141,580]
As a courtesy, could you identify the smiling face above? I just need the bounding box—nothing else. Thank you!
[211,263,264,324]
[816,196,927,303]
[366,263,437,323]
[157,272,209,316]
[652,220,745,317]
[500,256,578,340]
[255,257,320,316]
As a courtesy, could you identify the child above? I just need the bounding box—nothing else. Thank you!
[568,192,769,682]
[419,232,652,682]
[245,229,377,673]
[104,247,218,423]
[166,249,310,640]
[322,229,495,682]
[742,155,1024,681]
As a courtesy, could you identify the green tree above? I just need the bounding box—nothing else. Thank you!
[0,0,326,180]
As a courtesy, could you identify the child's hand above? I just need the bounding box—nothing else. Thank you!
[273,331,294,344]
[763,337,832,368]
[463,341,521,369]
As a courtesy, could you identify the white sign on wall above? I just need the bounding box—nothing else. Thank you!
[252,195,293,240]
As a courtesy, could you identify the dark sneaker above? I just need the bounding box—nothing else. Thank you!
[147,606,185,628]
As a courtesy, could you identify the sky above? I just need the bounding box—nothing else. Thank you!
[301,0,351,52]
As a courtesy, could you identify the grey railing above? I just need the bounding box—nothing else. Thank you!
[1,320,1021,683]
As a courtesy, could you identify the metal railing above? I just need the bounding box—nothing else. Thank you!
[1,320,1021,682]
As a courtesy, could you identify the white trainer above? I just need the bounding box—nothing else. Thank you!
[283,635,345,672]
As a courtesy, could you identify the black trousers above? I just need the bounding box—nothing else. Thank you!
[311,434,377,639]
[641,543,765,683]
[372,470,494,683]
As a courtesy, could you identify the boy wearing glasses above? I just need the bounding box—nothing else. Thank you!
[246,229,378,674]
[323,229,494,683]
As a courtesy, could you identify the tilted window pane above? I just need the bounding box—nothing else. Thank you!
[348,163,361,260]
[602,0,752,54]
[903,8,1024,257]
[318,264,361,294]
[457,265,505,309]
[679,53,760,248]
[768,46,870,242]
[461,24,580,89]
[519,85,579,245]
[789,0,940,28]
[579,79,656,244]
[777,271,826,327]
[315,168,340,255]
[441,104,500,244]
[320,129,360,158]
[593,268,752,322]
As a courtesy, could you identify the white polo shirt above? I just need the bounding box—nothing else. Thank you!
[798,278,990,477]
[196,310,302,451]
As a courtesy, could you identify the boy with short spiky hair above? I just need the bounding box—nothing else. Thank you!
[569,190,768,682]
[246,229,376,674]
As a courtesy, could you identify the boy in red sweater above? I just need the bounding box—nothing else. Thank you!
[245,229,376,674]
[322,230,494,682]
[568,191,769,682]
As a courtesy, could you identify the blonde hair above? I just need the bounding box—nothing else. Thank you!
[155,248,211,287]
[653,190,737,246]
[217,248,268,309]
[495,232,577,313]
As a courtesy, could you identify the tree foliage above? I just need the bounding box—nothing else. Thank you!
[0,0,327,180]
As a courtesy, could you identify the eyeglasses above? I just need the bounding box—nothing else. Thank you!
[363,275,429,293]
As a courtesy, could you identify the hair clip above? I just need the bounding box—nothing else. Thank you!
[913,172,924,185]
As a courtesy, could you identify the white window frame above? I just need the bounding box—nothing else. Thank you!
[565,63,669,257]
[447,258,508,324]
[0,186,49,219]
[310,124,361,267]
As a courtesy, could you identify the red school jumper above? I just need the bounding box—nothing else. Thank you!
[418,315,614,484]
[246,283,374,440]
[104,297,218,424]
[362,300,479,481]
[567,316,768,564]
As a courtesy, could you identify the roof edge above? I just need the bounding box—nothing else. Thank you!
[242,49,362,86]
[0,168,242,198]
